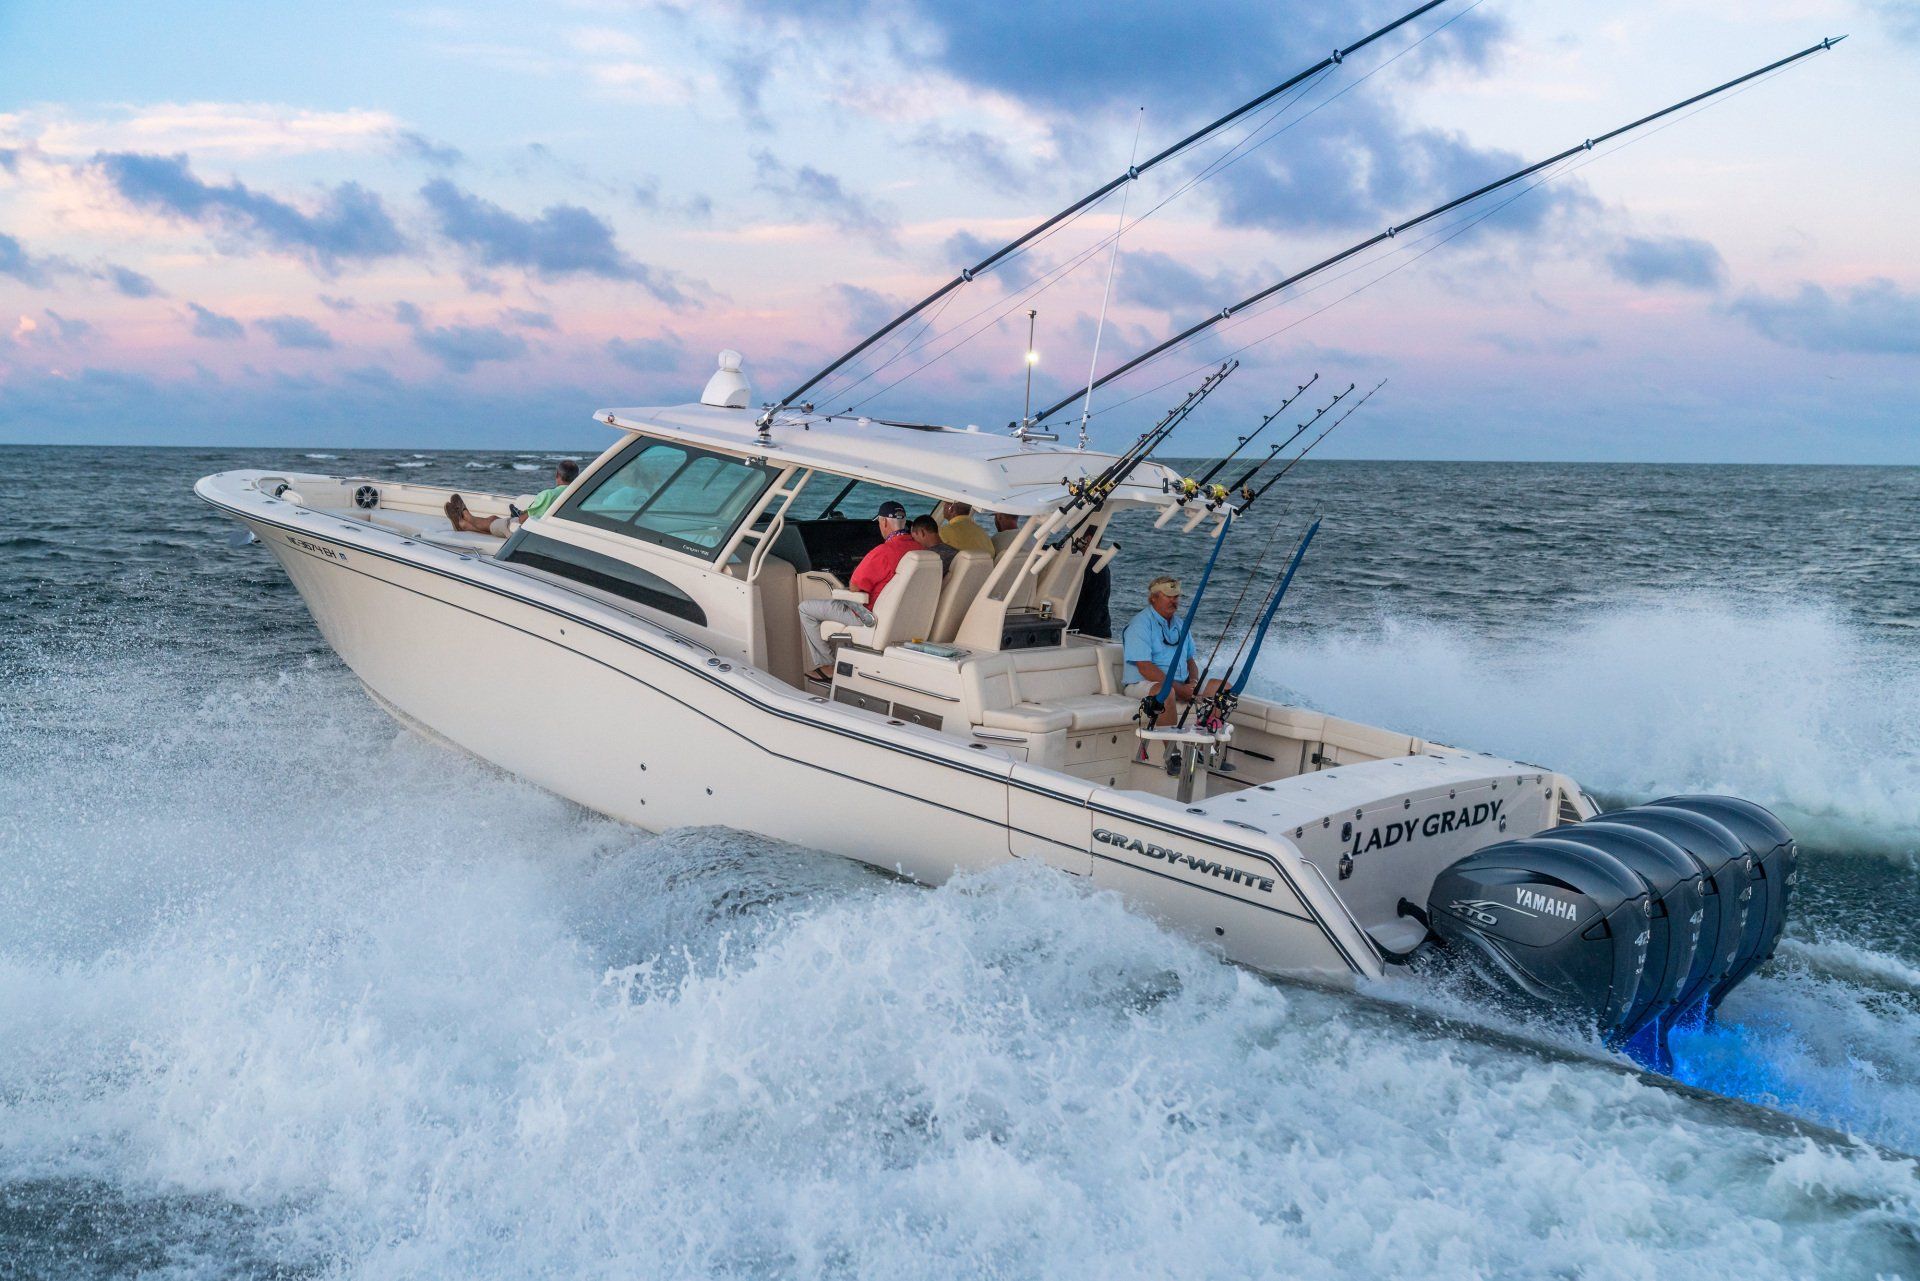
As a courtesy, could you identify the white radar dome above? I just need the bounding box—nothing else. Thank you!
[701,349,752,408]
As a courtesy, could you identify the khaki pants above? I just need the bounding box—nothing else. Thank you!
[798,599,869,669]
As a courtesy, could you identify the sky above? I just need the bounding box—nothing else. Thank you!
[1,0,1915,460]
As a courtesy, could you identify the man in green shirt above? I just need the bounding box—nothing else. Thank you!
[446,459,579,537]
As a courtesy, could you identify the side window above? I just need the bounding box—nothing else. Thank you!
[786,476,927,522]
[561,439,776,557]
[576,443,688,522]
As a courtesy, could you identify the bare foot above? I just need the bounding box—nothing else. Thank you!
[444,494,468,527]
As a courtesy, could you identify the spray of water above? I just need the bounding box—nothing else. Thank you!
[3,630,1919,1276]
[1252,597,1920,857]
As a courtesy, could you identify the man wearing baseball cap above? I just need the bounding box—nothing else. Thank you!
[797,499,915,682]
[1122,574,1206,727]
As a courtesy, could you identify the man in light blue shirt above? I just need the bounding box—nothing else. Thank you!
[1122,574,1203,725]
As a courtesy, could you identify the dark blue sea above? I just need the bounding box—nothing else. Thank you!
[3,445,1918,1278]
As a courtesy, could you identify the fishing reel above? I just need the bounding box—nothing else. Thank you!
[1167,476,1201,501]
[1135,691,1167,727]
[1192,690,1237,735]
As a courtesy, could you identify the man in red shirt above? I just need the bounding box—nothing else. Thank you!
[800,500,917,681]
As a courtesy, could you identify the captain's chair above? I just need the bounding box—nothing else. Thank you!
[929,549,991,643]
[821,550,942,651]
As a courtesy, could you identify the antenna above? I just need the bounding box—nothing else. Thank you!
[1080,106,1145,451]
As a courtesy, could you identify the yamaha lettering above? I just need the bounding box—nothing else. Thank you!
[1092,829,1275,893]
[1347,799,1504,858]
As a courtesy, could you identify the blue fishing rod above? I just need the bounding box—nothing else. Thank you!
[1190,518,1321,733]
[1138,509,1233,726]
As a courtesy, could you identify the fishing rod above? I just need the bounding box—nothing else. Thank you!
[1030,36,1847,426]
[1165,374,1319,508]
[1137,510,1234,727]
[1239,379,1386,513]
[1054,360,1236,536]
[1191,518,1323,733]
[757,0,1460,427]
[1224,383,1353,495]
[1190,375,1317,488]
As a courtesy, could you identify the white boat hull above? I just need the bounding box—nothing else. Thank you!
[202,470,1581,985]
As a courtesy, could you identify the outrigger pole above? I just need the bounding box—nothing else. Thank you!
[1030,36,1848,426]
[758,0,1460,427]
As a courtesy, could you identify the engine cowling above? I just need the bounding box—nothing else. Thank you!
[1421,795,1795,1065]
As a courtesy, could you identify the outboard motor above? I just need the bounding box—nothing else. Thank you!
[1653,795,1796,999]
[1424,839,1655,1044]
[1419,795,1795,1068]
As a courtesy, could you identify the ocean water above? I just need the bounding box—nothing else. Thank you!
[3,445,1919,1279]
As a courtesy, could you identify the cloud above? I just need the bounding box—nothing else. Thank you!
[733,0,1527,238]
[1728,279,1920,357]
[633,175,715,223]
[318,294,358,312]
[942,230,1052,292]
[412,323,528,373]
[911,126,1033,193]
[752,150,899,252]
[254,314,336,349]
[834,284,903,335]
[607,333,686,373]
[46,310,93,340]
[94,151,408,271]
[392,130,463,168]
[419,178,689,304]
[0,232,64,286]
[1475,330,1600,357]
[1605,234,1725,291]
[104,264,166,298]
[188,302,245,340]
[1870,1,1920,42]
[392,300,531,372]
[11,103,401,160]
[1119,249,1259,314]
[502,307,556,330]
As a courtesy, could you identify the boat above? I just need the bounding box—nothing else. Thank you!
[197,13,1835,1064]
[197,347,1795,1065]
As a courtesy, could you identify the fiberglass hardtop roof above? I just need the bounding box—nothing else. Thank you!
[595,403,1183,516]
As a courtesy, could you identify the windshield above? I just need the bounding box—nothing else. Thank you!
[560,438,778,558]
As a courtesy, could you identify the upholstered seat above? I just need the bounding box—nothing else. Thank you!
[1050,693,1144,732]
[821,550,942,651]
[929,549,991,643]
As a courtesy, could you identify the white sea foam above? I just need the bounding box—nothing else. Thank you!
[463,461,494,470]
[3,653,1918,1276]
[1249,597,1920,857]
[511,462,541,471]
[394,461,429,469]
[302,452,339,460]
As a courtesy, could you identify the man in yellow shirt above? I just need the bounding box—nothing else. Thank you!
[937,500,993,556]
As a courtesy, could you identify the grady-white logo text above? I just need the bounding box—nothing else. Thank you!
[1347,799,1504,857]
[1093,829,1275,893]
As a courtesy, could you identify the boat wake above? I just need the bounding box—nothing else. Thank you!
[1253,595,1920,860]
[3,640,1919,1276]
